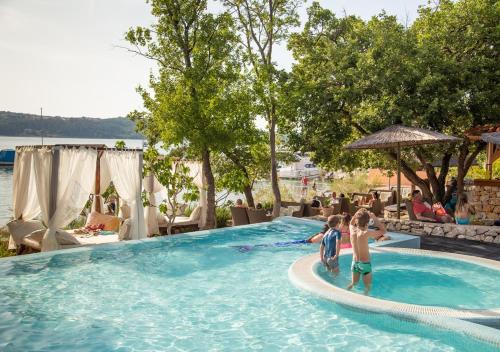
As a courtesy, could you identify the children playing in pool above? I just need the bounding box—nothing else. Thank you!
[347,208,388,295]
[319,215,342,273]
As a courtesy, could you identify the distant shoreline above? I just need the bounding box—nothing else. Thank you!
[0,135,144,140]
[0,111,144,139]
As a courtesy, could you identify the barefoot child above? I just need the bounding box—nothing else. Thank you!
[319,215,342,273]
[347,209,386,295]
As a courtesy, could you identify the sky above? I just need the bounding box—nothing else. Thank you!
[0,0,428,119]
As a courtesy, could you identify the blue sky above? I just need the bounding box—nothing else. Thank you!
[0,0,427,119]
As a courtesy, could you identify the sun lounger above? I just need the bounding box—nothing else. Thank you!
[7,219,86,253]
[159,206,202,234]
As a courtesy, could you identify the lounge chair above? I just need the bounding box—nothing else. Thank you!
[231,206,250,226]
[159,206,202,234]
[7,219,81,253]
[247,209,272,224]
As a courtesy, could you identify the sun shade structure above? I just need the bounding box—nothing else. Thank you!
[345,125,461,219]
[10,145,147,251]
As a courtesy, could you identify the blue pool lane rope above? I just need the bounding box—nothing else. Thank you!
[233,240,309,253]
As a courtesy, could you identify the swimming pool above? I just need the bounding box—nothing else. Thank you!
[317,251,500,310]
[0,217,498,351]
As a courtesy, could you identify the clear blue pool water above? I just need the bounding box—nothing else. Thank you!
[0,218,498,351]
[318,252,500,310]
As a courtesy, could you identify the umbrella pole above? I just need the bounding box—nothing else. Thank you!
[397,144,401,220]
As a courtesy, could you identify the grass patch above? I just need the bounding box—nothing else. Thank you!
[0,228,15,258]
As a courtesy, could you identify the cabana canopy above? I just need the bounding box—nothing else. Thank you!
[11,145,146,251]
[345,125,461,219]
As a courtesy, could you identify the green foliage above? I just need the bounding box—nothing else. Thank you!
[222,0,304,214]
[115,140,126,149]
[143,147,199,229]
[215,206,231,228]
[0,229,15,258]
[126,1,246,156]
[326,173,379,196]
[284,0,499,200]
[65,216,86,230]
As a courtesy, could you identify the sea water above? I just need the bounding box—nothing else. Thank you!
[0,218,497,351]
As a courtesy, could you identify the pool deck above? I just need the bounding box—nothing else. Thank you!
[421,236,500,261]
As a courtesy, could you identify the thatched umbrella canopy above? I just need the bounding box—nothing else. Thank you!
[345,125,461,219]
[345,125,461,150]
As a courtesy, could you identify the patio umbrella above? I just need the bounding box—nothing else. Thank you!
[344,125,461,219]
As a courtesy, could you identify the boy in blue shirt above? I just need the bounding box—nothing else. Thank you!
[320,215,342,273]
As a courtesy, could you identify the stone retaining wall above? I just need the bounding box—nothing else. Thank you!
[466,181,500,220]
[381,219,500,244]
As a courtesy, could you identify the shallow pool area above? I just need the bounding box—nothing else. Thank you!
[1,218,499,351]
[317,251,500,310]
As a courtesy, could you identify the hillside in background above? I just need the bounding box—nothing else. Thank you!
[0,111,143,139]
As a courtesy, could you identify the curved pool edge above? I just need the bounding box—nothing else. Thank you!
[288,248,500,347]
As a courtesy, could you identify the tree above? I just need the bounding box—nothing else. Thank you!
[143,148,199,234]
[223,0,302,217]
[214,132,269,207]
[125,0,244,228]
[285,0,499,202]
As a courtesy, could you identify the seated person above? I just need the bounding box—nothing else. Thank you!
[330,192,340,204]
[311,196,322,208]
[368,191,380,207]
[454,194,474,225]
[235,199,246,208]
[444,191,457,215]
[411,190,453,223]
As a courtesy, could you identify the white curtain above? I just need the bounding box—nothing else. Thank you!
[143,173,162,236]
[102,150,146,240]
[9,148,41,249]
[35,147,97,251]
[183,161,207,227]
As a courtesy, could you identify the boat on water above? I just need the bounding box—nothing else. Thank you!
[278,153,323,179]
[0,149,15,166]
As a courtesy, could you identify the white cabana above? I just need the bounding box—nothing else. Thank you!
[9,145,146,251]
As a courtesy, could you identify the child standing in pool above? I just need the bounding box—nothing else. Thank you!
[347,209,387,295]
[340,213,352,249]
[319,215,342,274]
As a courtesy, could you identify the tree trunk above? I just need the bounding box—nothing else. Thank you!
[456,141,485,200]
[387,151,433,201]
[270,112,281,217]
[202,148,216,229]
[243,184,255,208]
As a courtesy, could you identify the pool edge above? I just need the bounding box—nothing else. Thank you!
[288,249,500,347]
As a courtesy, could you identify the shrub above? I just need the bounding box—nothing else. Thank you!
[216,206,231,228]
[0,228,15,258]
